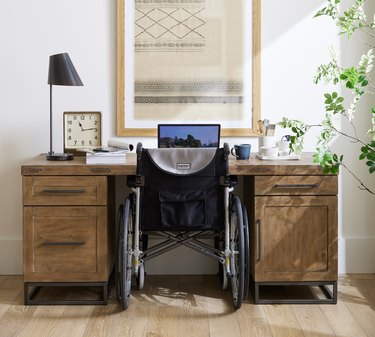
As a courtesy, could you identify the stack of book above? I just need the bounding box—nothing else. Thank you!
[86,148,128,164]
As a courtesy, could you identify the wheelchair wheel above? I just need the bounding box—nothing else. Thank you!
[230,196,245,310]
[136,263,145,290]
[220,262,228,290]
[242,206,250,301]
[117,197,133,309]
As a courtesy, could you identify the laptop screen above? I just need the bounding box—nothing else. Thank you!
[158,124,220,148]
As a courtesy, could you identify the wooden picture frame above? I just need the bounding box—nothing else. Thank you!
[117,0,261,137]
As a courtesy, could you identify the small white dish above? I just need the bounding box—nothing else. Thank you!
[259,146,278,158]
[256,153,300,161]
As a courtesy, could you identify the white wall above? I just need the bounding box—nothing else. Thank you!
[0,0,373,274]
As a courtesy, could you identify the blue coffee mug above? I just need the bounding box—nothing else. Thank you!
[231,144,251,160]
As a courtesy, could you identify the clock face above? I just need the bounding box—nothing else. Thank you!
[64,112,101,153]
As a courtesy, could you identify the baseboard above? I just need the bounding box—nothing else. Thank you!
[339,237,375,273]
[0,238,23,275]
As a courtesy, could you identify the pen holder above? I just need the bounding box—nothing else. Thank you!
[258,136,276,151]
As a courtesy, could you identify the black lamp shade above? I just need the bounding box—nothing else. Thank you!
[48,53,83,86]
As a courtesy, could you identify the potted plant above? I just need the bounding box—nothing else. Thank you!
[279,0,375,195]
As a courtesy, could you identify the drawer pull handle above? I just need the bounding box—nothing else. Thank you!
[42,189,86,194]
[274,184,320,189]
[42,241,85,246]
[256,219,261,262]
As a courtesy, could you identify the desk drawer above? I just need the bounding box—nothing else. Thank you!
[23,176,107,205]
[24,206,107,282]
[254,175,337,195]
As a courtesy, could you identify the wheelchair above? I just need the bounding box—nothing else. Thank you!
[116,143,249,310]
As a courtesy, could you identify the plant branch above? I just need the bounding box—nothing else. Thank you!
[345,115,360,140]
[340,162,375,195]
[332,125,369,146]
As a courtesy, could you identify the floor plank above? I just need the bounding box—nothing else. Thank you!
[291,304,336,337]
[0,276,24,320]
[263,304,304,337]
[338,275,375,337]
[236,304,273,337]
[0,274,374,337]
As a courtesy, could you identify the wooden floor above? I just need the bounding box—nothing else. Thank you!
[0,274,374,337]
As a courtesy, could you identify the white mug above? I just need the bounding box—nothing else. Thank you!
[258,136,276,150]
[277,140,290,156]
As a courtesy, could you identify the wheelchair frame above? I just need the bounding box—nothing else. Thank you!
[116,143,249,310]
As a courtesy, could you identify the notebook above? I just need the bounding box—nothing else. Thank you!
[157,124,220,148]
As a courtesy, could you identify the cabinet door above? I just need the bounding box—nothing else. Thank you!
[24,206,108,282]
[253,196,337,282]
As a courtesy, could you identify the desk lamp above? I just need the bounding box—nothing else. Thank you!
[47,53,83,160]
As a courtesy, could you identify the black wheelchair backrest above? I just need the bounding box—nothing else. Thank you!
[133,143,230,231]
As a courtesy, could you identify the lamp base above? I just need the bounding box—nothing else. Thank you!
[46,152,74,161]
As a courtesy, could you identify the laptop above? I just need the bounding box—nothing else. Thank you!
[158,124,220,148]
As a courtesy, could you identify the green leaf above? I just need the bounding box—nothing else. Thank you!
[332,92,338,99]
[336,97,344,103]
[323,167,330,174]
[340,74,348,80]
[312,153,320,163]
[362,79,368,86]
[361,146,369,153]
[372,106,375,114]
[325,98,333,104]
[359,153,366,160]
[366,161,373,167]
[370,166,375,174]
[346,81,354,89]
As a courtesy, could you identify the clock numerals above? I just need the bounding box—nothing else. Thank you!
[64,112,102,155]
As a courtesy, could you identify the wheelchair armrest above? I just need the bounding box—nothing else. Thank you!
[136,142,143,154]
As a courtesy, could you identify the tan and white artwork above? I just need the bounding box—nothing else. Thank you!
[117,0,260,136]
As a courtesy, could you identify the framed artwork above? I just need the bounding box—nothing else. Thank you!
[117,0,261,137]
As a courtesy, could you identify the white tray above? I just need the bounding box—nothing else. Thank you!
[256,153,300,161]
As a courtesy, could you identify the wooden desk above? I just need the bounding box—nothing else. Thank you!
[22,153,326,176]
[21,153,338,304]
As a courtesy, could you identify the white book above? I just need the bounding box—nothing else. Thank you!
[86,148,128,164]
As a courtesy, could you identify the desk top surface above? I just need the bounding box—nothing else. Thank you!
[21,153,326,176]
